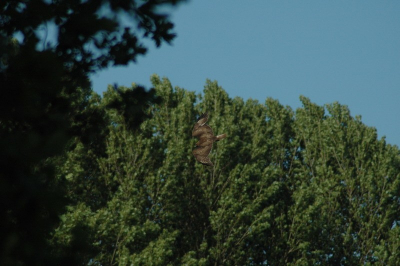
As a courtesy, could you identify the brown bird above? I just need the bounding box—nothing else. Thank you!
[192,113,226,166]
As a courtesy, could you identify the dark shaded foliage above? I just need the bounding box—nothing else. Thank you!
[0,1,185,264]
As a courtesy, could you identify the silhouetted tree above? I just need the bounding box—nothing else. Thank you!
[0,1,185,264]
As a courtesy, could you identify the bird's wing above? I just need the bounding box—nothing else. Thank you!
[192,124,214,138]
[197,113,208,126]
[192,113,210,136]
[192,145,212,157]
[196,137,214,147]
[194,154,213,166]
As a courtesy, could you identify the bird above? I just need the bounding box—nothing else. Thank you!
[192,113,226,166]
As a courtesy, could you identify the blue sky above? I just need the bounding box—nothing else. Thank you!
[91,1,400,147]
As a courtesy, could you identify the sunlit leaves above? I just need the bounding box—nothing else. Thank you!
[53,76,400,265]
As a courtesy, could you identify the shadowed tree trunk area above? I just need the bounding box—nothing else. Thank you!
[1,0,185,264]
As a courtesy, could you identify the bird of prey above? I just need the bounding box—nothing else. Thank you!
[192,113,226,166]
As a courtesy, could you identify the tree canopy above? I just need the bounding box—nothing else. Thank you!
[51,75,400,265]
[1,1,399,264]
[0,1,185,264]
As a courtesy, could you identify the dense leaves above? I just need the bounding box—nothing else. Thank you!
[0,1,185,264]
[53,75,400,265]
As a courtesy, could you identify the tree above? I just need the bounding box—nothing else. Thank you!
[52,75,400,265]
[0,1,186,264]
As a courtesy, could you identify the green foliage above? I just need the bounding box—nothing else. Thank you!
[53,75,400,265]
[0,1,185,264]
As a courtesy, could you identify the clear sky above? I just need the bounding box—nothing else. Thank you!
[91,1,400,147]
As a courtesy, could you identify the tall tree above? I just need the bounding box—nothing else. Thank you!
[53,75,400,265]
[0,1,185,264]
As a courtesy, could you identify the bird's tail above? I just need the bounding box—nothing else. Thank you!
[215,134,227,141]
